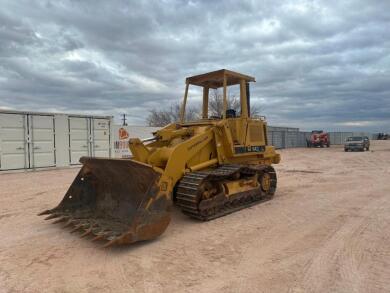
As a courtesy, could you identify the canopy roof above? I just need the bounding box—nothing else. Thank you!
[186,69,255,89]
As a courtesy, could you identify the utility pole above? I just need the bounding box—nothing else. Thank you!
[121,114,128,126]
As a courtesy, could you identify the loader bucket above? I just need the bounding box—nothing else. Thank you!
[39,157,171,247]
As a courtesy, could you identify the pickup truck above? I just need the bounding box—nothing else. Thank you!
[344,136,370,152]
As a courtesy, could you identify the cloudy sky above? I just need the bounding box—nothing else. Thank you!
[0,0,389,131]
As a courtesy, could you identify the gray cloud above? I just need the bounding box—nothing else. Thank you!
[0,0,389,131]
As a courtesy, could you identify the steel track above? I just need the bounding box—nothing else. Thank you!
[175,164,277,221]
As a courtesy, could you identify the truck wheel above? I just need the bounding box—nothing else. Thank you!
[367,146,370,151]
[320,143,324,148]
[344,148,348,152]
[326,142,330,148]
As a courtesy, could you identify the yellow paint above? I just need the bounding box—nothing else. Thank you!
[222,177,259,196]
[129,69,280,199]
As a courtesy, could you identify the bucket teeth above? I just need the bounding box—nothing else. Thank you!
[63,219,75,228]
[70,225,83,233]
[52,216,69,224]
[38,209,52,216]
[91,228,114,241]
[69,221,90,233]
[38,157,170,247]
[91,233,108,242]
[81,229,92,238]
[44,213,60,220]
[103,237,118,248]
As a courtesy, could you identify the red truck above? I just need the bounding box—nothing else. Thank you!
[307,130,330,148]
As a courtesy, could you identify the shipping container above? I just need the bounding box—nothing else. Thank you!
[0,110,112,170]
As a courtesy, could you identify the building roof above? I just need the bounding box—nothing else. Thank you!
[185,69,255,89]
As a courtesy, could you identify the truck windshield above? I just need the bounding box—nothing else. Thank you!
[347,137,363,141]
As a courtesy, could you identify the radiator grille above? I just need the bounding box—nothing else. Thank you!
[250,125,263,142]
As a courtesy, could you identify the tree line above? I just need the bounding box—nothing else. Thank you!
[146,90,260,127]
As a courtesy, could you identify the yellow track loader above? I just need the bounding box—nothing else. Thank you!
[39,69,280,247]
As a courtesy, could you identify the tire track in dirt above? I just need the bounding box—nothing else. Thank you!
[296,194,389,292]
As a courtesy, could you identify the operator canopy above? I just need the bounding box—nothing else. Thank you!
[186,69,255,88]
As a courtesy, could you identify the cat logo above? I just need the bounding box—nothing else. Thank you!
[119,127,129,140]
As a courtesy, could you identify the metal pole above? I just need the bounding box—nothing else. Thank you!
[180,82,189,123]
[222,75,227,119]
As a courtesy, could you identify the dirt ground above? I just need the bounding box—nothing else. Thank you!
[0,141,389,293]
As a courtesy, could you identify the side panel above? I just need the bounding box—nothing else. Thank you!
[53,114,70,167]
[285,131,299,148]
[30,115,56,168]
[69,117,90,165]
[0,113,29,170]
[91,118,110,157]
[269,131,284,149]
[246,120,265,146]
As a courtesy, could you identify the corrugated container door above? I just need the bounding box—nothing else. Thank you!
[29,115,56,168]
[272,131,284,149]
[91,118,110,157]
[0,113,29,170]
[69,117,90,164]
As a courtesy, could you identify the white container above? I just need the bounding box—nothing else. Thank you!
[0,110,112,170]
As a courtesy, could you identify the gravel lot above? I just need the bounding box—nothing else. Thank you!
[0,141,389,293]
